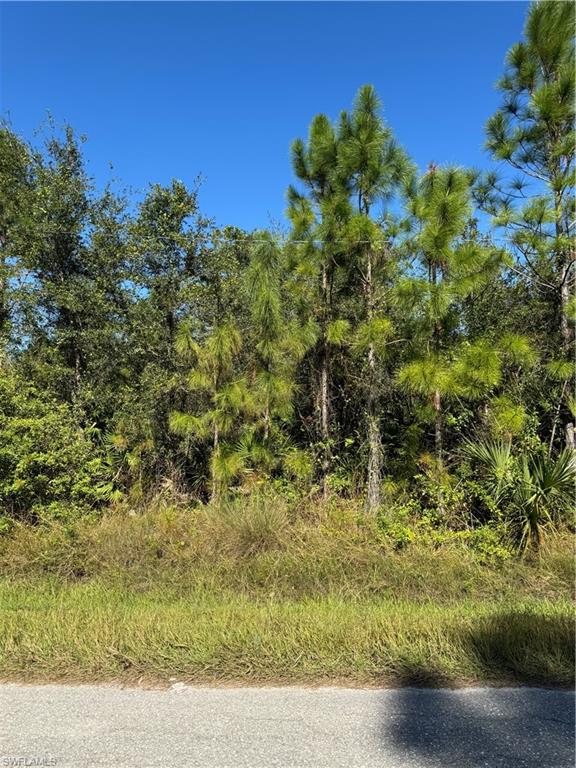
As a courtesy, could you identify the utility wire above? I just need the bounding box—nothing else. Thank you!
[2,230,393,246]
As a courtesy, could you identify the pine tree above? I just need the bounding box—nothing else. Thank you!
[169,319,250,500]
[477,0,575,352]
[287,114,350,498]
[122,179,214,487]
[245,233,317,481]
[398,167,502,462]
[248,233,312,432]
[338,85,411,511]
[247,233,283,444]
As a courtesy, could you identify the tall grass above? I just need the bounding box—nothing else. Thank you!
[0,495,573,685]
[0,581,572,686]
[0,496,572,602]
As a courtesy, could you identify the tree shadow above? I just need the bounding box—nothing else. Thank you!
[380,611,575,767]
[465,610,575,687]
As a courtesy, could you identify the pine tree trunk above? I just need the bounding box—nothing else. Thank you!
[433,388,442,461]
[318,262,331,500]
[554,183,574,353]
[319,338,330,501]
[365,248,382,513]
[429,260,443,464]
[263,403,270,443]
[210,423,219,503]
[559,259,573,352]
[549,379,568,455]
[263,367,271,443]
[565,422,575,452]
[0,238,8,338]
[366,350,382,513]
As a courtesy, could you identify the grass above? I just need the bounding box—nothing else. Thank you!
[0,581,572,686]
[0,496,573,686]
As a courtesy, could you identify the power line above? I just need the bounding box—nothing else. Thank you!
[2,229,393,246]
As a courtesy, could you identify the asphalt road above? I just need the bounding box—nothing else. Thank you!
[0,684,573,768]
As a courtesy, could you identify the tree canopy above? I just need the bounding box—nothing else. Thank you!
[0,1,573,550]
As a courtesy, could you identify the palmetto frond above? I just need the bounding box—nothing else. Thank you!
[514,450,575,551]
[464,437,514,505]
[234,432,274,471]
[527,450,576,502]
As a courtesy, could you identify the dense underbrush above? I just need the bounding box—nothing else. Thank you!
[0,493,573,602]
[1,494,572,685]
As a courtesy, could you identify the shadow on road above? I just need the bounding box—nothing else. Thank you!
[380,610,575,768]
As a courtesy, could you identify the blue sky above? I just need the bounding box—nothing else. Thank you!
[1,1,528,231]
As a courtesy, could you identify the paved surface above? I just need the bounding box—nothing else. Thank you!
[0,684,574,767]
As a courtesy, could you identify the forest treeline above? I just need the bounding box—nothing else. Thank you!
[0,1,574,551]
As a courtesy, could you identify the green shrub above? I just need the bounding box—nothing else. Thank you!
[466,525,513,563]
[0,367,110,521]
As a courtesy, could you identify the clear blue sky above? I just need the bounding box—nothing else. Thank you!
[1,1,529,231]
